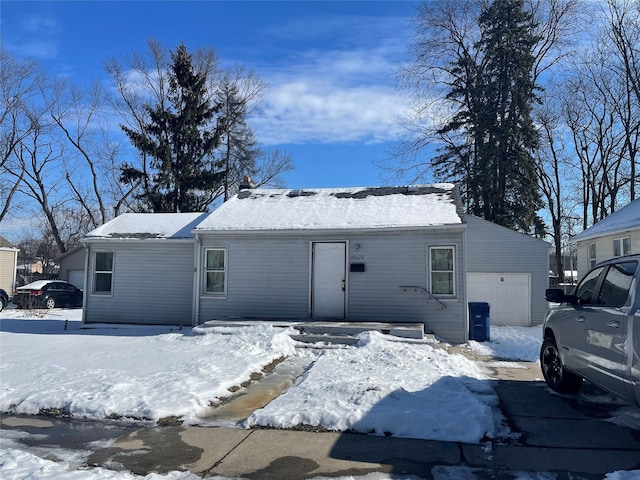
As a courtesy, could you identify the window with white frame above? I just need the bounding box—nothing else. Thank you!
[613,237,631,257]
[93,251,113,294]
[430,246,455,296]
[204,248,226,295]
[589,242,597,269]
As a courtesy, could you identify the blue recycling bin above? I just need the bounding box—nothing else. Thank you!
[469,302,490,342]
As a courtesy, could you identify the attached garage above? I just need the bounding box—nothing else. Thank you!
[466,216,550,327]
[467,272,531,326]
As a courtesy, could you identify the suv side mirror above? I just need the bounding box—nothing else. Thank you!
[545,288,567,303]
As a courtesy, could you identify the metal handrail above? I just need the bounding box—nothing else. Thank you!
[399,285,446,309]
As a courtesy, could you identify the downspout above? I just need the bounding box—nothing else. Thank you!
[81,242,90,324]
[192,233,201,327]
[462,224,469,342]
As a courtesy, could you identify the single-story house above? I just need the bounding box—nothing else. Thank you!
[81,184,550,343]
[0,236,19,296]
[572,197,640,278]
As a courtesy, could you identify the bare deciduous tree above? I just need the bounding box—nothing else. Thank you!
[47,79,110,226]
[602,0,640,200]
[534,87,578,283]
[562,32,638,227]
[10,109,70,254]
[0,51,42,222]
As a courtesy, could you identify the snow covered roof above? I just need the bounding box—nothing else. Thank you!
[84,212,209,240]
[194,184,465,232]
[572,198,640,243]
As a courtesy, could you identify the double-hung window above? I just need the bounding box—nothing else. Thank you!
[204,248,227,295]
[589,243,597,269]
[430,246,455,296]
[93,251,114,294]
[613,237,631,257]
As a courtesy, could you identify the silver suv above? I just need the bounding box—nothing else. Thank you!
[540,254,640,406]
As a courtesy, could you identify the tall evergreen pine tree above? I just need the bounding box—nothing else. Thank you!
[475,0,542,231]
[432,0,543,233]
[120,43,223,212]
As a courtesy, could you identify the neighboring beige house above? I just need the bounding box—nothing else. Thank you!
[572,198,640,278]
[0,236,19,296]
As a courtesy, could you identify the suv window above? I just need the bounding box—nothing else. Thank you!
[575,266,605,304]
[598,261,637,307]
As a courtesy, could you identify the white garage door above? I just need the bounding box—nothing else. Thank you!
[467,273,530,327]
[68,270,85,290]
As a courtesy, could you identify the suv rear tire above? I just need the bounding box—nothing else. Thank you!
[540,337,583,394]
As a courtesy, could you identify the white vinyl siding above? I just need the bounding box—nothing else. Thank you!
[84,242,194,326]
[198,230,468,344]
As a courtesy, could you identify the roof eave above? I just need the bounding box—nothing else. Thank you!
[81,236,195,244]
[572,224,640,243]
[193,223,467,236]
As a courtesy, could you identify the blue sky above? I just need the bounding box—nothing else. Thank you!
[2,0,425,190]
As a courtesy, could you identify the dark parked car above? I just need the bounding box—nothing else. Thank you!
[0,288,8,312]
[540,254,640,407]
[13,280,83,309]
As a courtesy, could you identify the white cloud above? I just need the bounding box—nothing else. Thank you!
[250,23,412,145]
[253,80,408,145]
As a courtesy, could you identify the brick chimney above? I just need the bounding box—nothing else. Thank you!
[239,176,256,190]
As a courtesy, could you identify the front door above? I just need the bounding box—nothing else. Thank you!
[312,242,346,319]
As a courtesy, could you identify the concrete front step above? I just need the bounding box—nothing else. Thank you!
[199,319,434,345]
[289,333,361,346]
[294,321,426,340]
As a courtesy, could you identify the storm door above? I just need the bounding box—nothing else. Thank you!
[311,242,346,319]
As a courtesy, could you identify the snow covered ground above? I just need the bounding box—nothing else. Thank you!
[0,306,637,479]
